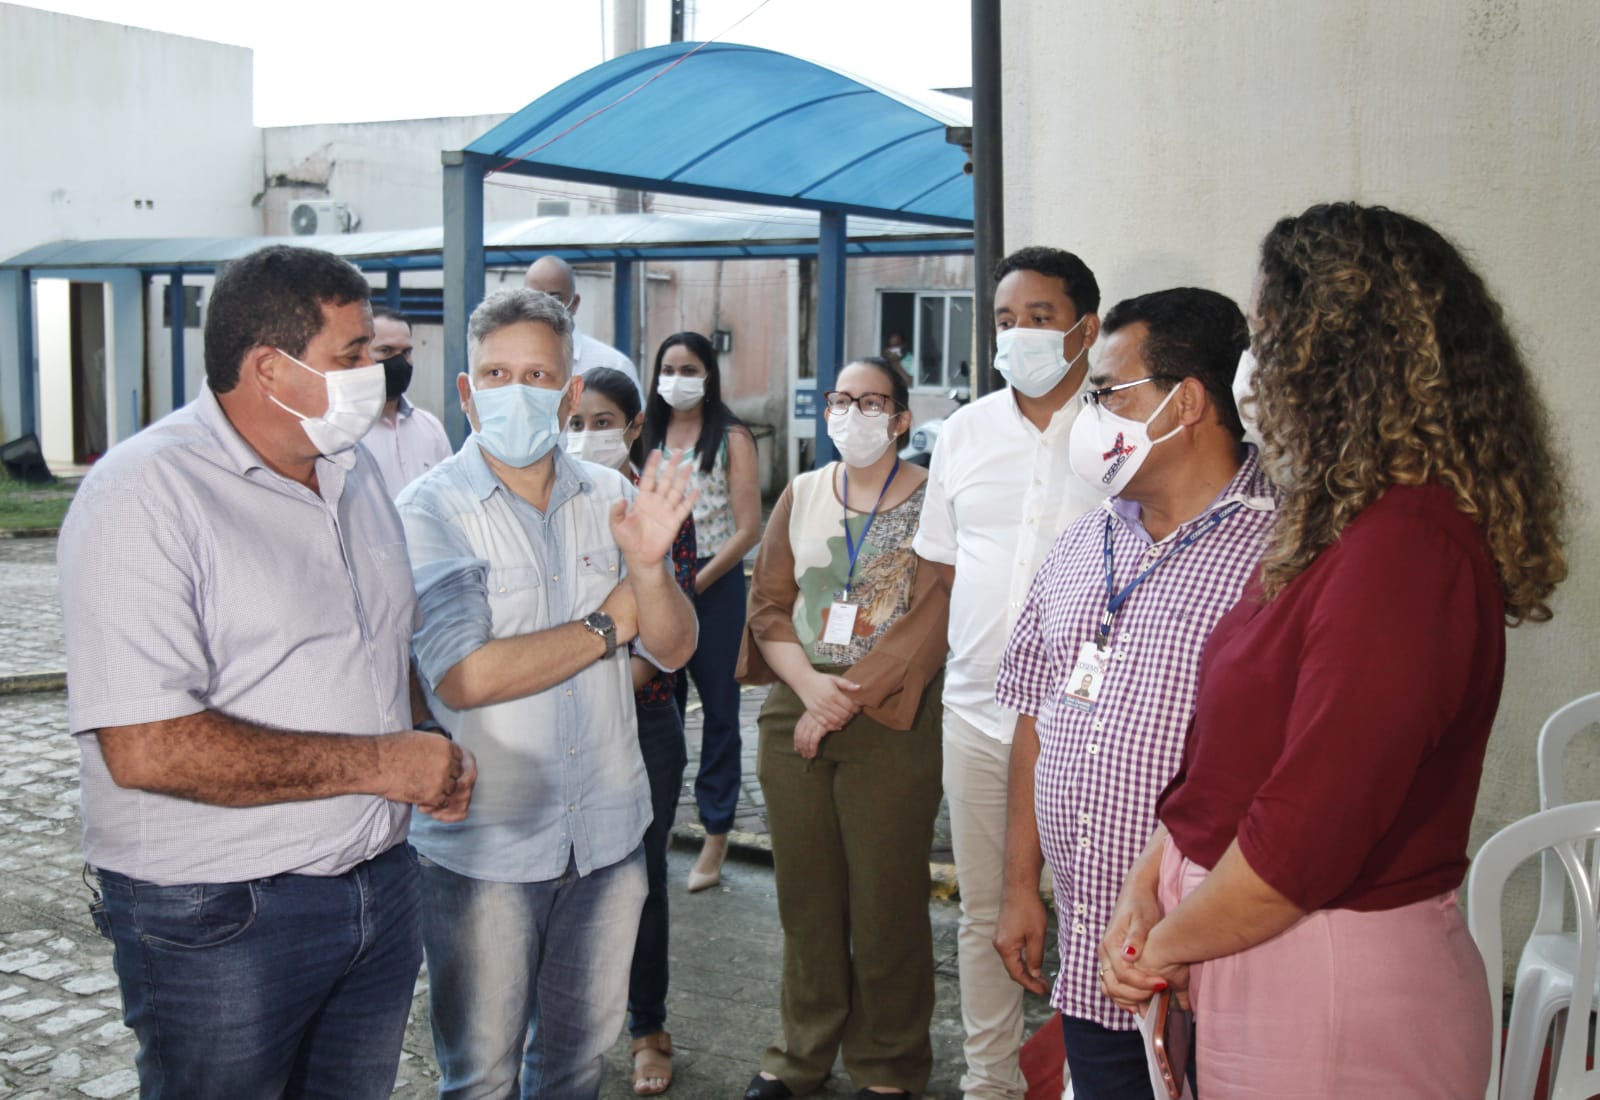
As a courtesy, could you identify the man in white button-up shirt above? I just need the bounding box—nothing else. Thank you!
[913,246,1105,1100]
[365,308,452,497]
[525,254,646,402]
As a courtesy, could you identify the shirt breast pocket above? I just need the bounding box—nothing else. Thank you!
[574,543,621,607]
[486,565,549,635]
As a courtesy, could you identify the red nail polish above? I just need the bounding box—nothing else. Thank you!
[1154,981,1169,992]
[1123,945,1137,957]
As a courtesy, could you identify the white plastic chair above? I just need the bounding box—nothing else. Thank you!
[1467,799,1600,1100]
[1506,692,1600,1099]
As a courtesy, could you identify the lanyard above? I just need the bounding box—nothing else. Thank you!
[1096,500,1243,647]
[841,459,900,599]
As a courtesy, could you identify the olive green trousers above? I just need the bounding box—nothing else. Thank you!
[756,674,945,1095]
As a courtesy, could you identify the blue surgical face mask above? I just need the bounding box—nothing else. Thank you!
[469,378,570,468]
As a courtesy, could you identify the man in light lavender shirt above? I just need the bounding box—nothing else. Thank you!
[58,245,476,1099]
[397,287,698,1099]
[994,288,1275,1098]
[366,306,453,497]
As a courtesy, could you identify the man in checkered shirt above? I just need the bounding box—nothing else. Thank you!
[993,287,1277,1099]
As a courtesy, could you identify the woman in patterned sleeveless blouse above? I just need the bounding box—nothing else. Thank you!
[735,358,951,1100]
[641,333,763,893]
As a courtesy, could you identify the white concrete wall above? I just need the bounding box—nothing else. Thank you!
[1007,0,1600,979]
[261,117,576,234]
[0,4,261,262]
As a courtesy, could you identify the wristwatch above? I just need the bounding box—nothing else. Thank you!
[582,610,617,659]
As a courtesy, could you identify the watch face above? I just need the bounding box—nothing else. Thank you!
[587,611,614,631]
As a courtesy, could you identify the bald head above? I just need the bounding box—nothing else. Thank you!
[524,255,579,315]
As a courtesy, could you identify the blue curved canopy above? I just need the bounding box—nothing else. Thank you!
[468,41,973,228]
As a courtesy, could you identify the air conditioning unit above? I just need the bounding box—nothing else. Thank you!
[289,199,358,236]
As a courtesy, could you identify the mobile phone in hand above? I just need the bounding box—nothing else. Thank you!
[1151,988,1193,1100]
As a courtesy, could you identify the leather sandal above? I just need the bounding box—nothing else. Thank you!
[630,1031,673,1095]
[743,1072,794,1100]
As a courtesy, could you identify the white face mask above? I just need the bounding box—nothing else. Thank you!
[564,426,632,470]
[1233,348,1264,450]
[268,349,386,456]
[657,374,706,411]
[826,405,896,468]
[1068,383,1184,497]
[993,316,1089,399]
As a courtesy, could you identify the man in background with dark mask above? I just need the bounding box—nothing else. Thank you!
[366,307,452,497]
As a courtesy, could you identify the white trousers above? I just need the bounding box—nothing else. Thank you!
[943,710,1028,1100]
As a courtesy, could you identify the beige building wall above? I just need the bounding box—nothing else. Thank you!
[1006,0,1600,978]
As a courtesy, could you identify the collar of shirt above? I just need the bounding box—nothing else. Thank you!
[1002,381,1084,441]
[195,383,357,499]
[460,437,592,514]
[395,395,415,419]
[1105,444,1276,545]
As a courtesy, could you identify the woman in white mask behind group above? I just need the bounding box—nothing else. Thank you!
[641,333,763,893]
[564,367,697,1097]
[735,356,952,1100]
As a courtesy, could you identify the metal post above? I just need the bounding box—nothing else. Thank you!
[814,211,848,464]
[384,276,402,314]
[970,0,1004,397]
[442,151,487,447]
[612,259,635,372]
[0,269,36,440]
[169,272,186,409]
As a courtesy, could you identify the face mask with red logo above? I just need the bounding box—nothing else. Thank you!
[1067,385,1183,497]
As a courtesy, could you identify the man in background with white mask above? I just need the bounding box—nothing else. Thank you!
[993,288,1275,1099]
[396,287,699,1098]
[58,245,475,1097]
[913,245,1104,1100]
[525,253,645,402]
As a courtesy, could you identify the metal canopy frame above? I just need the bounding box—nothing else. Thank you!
[443,40,974,451]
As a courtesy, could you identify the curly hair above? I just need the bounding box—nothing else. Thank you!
[1250,202,1567,624]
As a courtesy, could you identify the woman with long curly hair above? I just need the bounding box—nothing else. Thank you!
[1098,202,1567,1098]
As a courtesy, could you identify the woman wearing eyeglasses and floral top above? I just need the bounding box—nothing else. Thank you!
[736,357,951,1100]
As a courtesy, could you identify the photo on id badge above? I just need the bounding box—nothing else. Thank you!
[1063,640,1108,712]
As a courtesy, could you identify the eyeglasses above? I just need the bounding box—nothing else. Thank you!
[822,391,899,417]
[1081,375,1176,409]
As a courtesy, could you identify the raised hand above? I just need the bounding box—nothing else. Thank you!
[610,450,699,570]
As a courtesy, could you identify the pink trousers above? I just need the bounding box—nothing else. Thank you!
[1157,836,1491,1098]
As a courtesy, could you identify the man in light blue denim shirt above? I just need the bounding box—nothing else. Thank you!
[398,288,699,1100]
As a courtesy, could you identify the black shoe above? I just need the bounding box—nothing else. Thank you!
[743,1074,793,1100]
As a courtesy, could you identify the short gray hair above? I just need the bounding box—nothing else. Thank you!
[467,288,574,376]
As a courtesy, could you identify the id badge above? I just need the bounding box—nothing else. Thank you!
[822,599,859,646]
[1061,641,1109,713]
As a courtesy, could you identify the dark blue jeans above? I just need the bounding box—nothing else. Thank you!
[629,696,688,1037]
[686,557,746,833]
[1060,1011,1198,1100]
[1060,1013,1158,1100]
[95,843,422,1100]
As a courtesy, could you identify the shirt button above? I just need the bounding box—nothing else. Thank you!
[1079,812,1091,824]
[1074,901,1088,915]
[1073,921,1087,935]
[1086,744,1099,755]
[1120,632,1133,643]
[553,574,560,582]
[498,586,507,593]
[568,747,577,756]
[1115,650,1127,661]
[565,688,573,696]
[1093,719,1105,732]
[567,804,576,813]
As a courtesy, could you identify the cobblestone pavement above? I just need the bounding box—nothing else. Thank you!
[0,538,64,681]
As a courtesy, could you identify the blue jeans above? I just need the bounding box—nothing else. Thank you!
[687,557,745,833]
[420,845,647,1099]
[629,697,687,1038]
[95,842,422,1100]
[1059,1013,1173,1100]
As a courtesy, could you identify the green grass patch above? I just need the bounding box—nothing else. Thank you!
[0,476,75,530]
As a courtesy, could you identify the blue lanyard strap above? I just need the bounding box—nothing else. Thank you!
[841,459,901,599]
[1097,500,1244,645]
